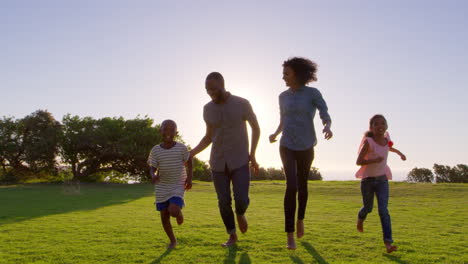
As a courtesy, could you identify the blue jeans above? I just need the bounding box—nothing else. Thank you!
[212,163,250,234]
[280,146,314,233]
[358,176,393,243]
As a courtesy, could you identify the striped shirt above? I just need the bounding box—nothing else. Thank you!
[147,142,189,203]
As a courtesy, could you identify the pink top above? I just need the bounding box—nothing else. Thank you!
[355,137,392,180]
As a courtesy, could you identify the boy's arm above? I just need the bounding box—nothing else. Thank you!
[356,140,383,165]
[185,156,193,190]
[390,147,406,160]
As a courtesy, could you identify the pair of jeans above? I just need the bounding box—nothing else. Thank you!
[358,176,393,243]
[280,146,314,233]
[212,163,250,234]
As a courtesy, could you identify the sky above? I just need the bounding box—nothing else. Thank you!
[1,0,467,180]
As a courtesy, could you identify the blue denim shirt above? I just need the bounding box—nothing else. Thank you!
[279,86,331,151]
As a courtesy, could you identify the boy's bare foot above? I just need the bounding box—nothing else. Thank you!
[296,220,304,238]
[176,212,184,225]
[385,242,397,253]
[222,234,238,247]
[237,215,248,233]
[287,232,296,250]
[357,218,364,232]
[167,241,178,249]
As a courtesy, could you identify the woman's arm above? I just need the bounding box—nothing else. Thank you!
[269,120,283,143]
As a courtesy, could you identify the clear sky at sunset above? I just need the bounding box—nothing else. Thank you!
[1,1,467,180]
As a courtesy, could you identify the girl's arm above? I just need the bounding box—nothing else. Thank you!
[390,147,407,160]
[185,156,193,190]
[356,140,384,166]
[269,120,283,143]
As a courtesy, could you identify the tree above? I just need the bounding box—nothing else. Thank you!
[434,164,468,183]
[308,167,322,180]
[407,167,434,183]
[192,157,211,181]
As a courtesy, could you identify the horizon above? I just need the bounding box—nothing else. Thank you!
[2,1,467,180]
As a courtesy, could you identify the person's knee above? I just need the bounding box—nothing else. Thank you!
[234,198,249,214]
[364,205,373,214]
[168,204,180,217]
[378,207,389,216]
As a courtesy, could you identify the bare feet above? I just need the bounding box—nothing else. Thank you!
[176,212,184,225]
[385,242,397,253]
[167,241,178,249]
[287,232,296,250]
[222,234,238,247]
[237,215,248,234]
[357,218,364,232]
[296,220,304,238]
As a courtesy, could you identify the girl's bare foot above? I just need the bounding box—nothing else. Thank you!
[287,232,296,250]
[385,242,397,253]
[222,234,238,247]
[237,215,248,233]
[357,218,364,232]
[176,212,184,225]
[167,241,178,249]
[296,220,304,238]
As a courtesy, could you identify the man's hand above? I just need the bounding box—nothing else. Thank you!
[250,155,259,176]
[322,126,333,140]
[185,178,193,190]
[269,134,278,143]
[151,175,160,185]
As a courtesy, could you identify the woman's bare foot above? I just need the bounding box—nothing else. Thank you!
[287,232,296,250]
[237,215,248,233]
[296,220,304,238]
[357,218,364,232]
[385,242,397,253]
[222,234,238,247]
[176,212,184,225]
[167,240,178,249]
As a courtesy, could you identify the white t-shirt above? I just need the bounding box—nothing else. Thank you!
[147,142,189,203]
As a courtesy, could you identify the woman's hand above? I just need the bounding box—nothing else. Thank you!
[322,126,333,140]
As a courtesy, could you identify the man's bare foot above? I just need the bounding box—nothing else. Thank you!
[287,232,296,250]
[237,215,248,234]
[357,218,364,232]
[167,241,178,249]
[176,212,184,225]
[296,220,304,238]
[222,234,238,247]
[385,242,397,253]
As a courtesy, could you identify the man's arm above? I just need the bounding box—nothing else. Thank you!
[190,122,213,157]
[185,156,193,190]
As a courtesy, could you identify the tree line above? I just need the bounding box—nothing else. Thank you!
[407,164,467,183]
[0,110,321,184]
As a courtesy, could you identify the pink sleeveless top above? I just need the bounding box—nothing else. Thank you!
[355,137,392,180]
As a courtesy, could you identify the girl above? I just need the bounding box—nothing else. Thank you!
[355,114,406,253]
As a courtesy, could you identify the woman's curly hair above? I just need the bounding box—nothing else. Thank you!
[283,57,318,85]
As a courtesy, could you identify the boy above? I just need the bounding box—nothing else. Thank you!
[147,119,193,249]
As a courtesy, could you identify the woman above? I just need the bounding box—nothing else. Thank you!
[269,57,333,249]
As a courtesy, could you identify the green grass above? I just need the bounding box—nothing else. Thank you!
[0,181,466,264]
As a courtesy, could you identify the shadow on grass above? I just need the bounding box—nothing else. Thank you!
[0,183,153,226]
[383,254,409,264]
[290,255,305,264]
[222,245,251,264]
[301,242,330,264]
[151,248,173,264]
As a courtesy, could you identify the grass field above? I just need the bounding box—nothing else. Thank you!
[0,181,466,264]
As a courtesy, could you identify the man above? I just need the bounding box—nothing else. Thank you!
[190,72,260,247]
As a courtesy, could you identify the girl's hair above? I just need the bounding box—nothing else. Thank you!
[365,114,387,137]
[282,57,318,85]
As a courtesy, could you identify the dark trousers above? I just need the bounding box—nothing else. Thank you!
[212,164,250,234]
[280,146,314,233]
[358,176,393,243]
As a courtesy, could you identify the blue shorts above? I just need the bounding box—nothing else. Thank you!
[156,196,185,211]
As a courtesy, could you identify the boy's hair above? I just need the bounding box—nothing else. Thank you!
[282,57,318,85]
[365,114,387,138]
